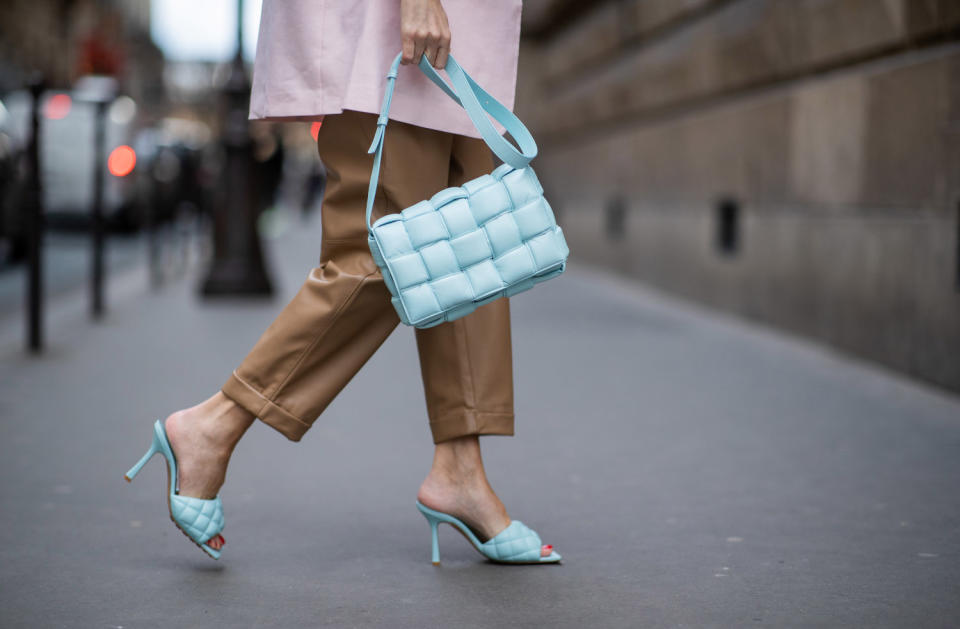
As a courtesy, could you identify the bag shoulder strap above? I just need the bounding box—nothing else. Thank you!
[365,53,538,232]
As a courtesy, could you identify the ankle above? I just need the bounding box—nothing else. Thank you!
[424,437,495,493]
[431,436,485,477]
[176,392,254,451]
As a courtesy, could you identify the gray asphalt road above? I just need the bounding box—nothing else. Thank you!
[1,218,958,628]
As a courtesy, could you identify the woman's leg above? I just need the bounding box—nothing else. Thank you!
[163,113,550,555]
[414,134,553,556]
[164,110,451,549]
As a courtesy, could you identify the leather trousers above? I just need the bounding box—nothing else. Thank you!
[221,110,515,444]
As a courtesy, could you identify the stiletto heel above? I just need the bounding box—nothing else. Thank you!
[415,500,561,565]
[124,435,159,482]
[429,517,441,565]
[124,420,226,560]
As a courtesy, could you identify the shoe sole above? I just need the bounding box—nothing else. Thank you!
[436,516,562,565]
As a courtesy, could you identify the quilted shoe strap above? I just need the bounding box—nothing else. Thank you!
[479,520,544,563]
[170,494,225,546]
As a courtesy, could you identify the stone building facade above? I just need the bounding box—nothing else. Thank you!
[518,0,960,391]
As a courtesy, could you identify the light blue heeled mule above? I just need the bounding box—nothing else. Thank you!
[415,500,561,565]
[125,419,225,560]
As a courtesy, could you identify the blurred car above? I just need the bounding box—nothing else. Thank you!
[2,76,142,233]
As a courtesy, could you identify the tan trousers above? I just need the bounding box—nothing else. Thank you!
[221,110,515,444]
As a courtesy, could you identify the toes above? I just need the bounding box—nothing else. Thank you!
[207,534,224,550]
[541,544,553,557]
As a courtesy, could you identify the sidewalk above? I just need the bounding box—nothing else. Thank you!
[1,215,958,628]
[0,231,147,320]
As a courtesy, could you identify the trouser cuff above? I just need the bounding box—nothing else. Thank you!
[221,371,311,442]
[429,410,515,444]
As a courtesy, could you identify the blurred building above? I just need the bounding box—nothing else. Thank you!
[519,0,960,391]
[0,0,164,114]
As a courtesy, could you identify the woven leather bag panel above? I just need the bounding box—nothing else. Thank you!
[369,164,568,328]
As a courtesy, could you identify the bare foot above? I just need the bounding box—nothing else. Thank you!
[163,392,254,550]
[416,436,554,558]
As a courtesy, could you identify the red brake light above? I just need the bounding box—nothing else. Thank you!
[108,145,136,177]
[45,94,72,120]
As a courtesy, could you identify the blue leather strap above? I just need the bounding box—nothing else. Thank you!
[365,53,538,231]
[419,55,537,169]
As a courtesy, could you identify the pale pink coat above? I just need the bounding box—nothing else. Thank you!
[249,0,523,139]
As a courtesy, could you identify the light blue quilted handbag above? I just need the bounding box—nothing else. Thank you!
[365,53,569,329]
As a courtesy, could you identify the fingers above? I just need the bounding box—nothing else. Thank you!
[424,40,439,69]
[435,43,449,70]
[403,34,446,67]
[420,31,451,69]
[401,35,417,65]
[432,22,451,69]
[413,37,427,67]
[399,0,451,68]
[400,31,429,66]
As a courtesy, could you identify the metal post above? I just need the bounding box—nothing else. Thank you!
[604,196,626,241]
[200,0,273,297]
[146,159,162,289]
[25,78,45,352]
[91,100,107,319]
[237,0,244,54]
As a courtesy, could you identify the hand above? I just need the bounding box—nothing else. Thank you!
[400,0,451,69]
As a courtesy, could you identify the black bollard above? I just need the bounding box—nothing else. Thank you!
[200,0,273,297]
[91,100,107,319]
[25,77,45,352]
[604,195,627,241]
